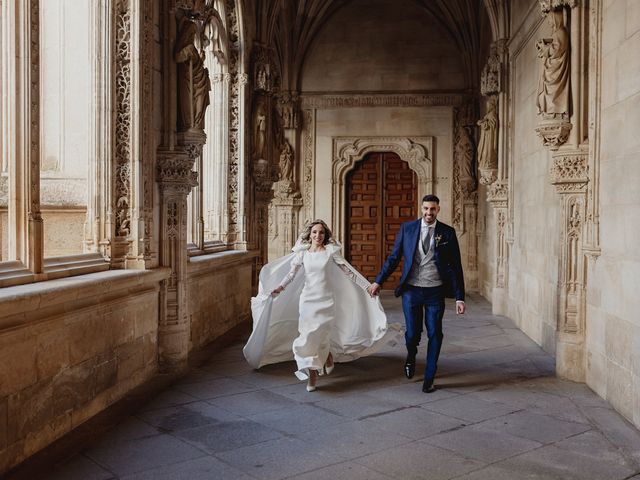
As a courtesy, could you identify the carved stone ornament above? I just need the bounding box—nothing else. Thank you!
[549,151,588,193]
[157,151,198,193]
[535,120,572,150]
[251,44,274,92]
[276,91,300,130]
[487,180,508,208]
[477,97,499,185]
[480,44,502,96]
[539,0,578,14]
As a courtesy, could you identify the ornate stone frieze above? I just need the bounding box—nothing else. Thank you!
[487,180,508,208]
[225,0,241,238]
[535,120,572,150]
[115,0,132,237]
[549,151,588,193]
[300,93,466,109]
[302,109,315,224]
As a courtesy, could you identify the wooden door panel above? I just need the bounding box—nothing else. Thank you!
[346,152,416,287]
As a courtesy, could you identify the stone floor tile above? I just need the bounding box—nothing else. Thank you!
[476,411,591,444]
[554,430,640,470]
[207,388,300,416]
[45,454,115,480]
[136,401,238,432]
[312,392,408,420]
[174,418,282,454]
[174,368,224,385]
[173,376,256,400]
[98,417,160,443]
[365,381,460,407]
[453,464,564,480]
[422,424,542,463]
[247,403,347,435]
[288,461,395,480]
[137,389,199,412]
[362,405,466,440]
[84,434,206,477]
[581,405,640,462]
[294,419,411,459]
[497,442,637,480]
[214,436,344,480]
[421,392,518,423]
[354,442,485,480]
[119,455,253,480]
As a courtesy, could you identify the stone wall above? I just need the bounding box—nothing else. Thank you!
[586,0,640,426]
[501,1,561,354]
[0,269,168,472]
[187,252,256,351]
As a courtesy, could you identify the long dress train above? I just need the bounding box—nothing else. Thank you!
[243,242,401,379]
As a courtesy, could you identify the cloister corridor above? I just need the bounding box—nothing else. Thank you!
[8,294,640,480]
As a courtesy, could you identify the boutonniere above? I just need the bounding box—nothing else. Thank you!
[435,234,443,247]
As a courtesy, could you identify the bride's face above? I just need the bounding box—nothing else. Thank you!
[310,224,326,246]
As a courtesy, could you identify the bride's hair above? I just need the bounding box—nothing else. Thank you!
[299,219,333,245]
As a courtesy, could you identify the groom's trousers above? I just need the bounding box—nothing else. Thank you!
[401,285,445,382]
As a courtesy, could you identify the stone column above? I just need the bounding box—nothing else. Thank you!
[156,134,199,372]
[550,147,588,382]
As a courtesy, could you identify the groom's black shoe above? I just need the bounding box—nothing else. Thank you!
[422,379,436,393]
[404,357,415,379]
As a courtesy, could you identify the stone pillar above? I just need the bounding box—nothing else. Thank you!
[550,147,588,382]
[156,133,200,372]
[487,180,509,316]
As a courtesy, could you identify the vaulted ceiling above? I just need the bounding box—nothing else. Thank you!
[247,0,509,91]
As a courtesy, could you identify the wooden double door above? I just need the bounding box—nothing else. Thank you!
[346,152,417,286]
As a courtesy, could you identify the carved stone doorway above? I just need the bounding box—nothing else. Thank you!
[345,152,417,285]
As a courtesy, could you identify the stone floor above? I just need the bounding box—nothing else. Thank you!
[12,293,640,479]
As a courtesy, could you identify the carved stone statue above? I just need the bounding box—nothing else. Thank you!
[536,9,570,120]
[174,8,211,131]
[477,97,498,185]
[456,126,476,195]
[279,141,293,182]
[253,98,267,160]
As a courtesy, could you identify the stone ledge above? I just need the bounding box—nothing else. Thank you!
[187,249,258,277]
[0,268,171,331]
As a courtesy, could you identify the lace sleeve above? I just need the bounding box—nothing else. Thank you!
[279,251,303,289]
[333,257,371,291]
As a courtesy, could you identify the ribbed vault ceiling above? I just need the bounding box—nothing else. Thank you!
[249,0,507,91]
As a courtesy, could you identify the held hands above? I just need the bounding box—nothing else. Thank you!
[271,286,284,297]
[367,282,381,298]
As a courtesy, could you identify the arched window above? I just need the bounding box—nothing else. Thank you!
[0,0,108,286]
[187,0,230,255]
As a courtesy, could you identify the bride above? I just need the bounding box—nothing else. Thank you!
[243,219,399,392]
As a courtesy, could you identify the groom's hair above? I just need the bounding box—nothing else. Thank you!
[422,194,440,204]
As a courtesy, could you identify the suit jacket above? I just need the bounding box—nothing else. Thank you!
[374,219,465,300]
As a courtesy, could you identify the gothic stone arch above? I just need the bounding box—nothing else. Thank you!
[332,137,434,243]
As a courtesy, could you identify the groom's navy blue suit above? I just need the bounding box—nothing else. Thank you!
[375,218,465,383]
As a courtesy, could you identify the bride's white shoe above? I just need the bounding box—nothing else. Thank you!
[307,370,318,392]
[323,352,334,375]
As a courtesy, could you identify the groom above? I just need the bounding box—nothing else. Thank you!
[367,194,465,393]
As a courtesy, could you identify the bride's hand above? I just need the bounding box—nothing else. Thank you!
[271,286,284,297]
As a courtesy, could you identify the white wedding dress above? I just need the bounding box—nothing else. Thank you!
[243,242,400,380]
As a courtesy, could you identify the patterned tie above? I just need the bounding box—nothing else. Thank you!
[423,226,432,254]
